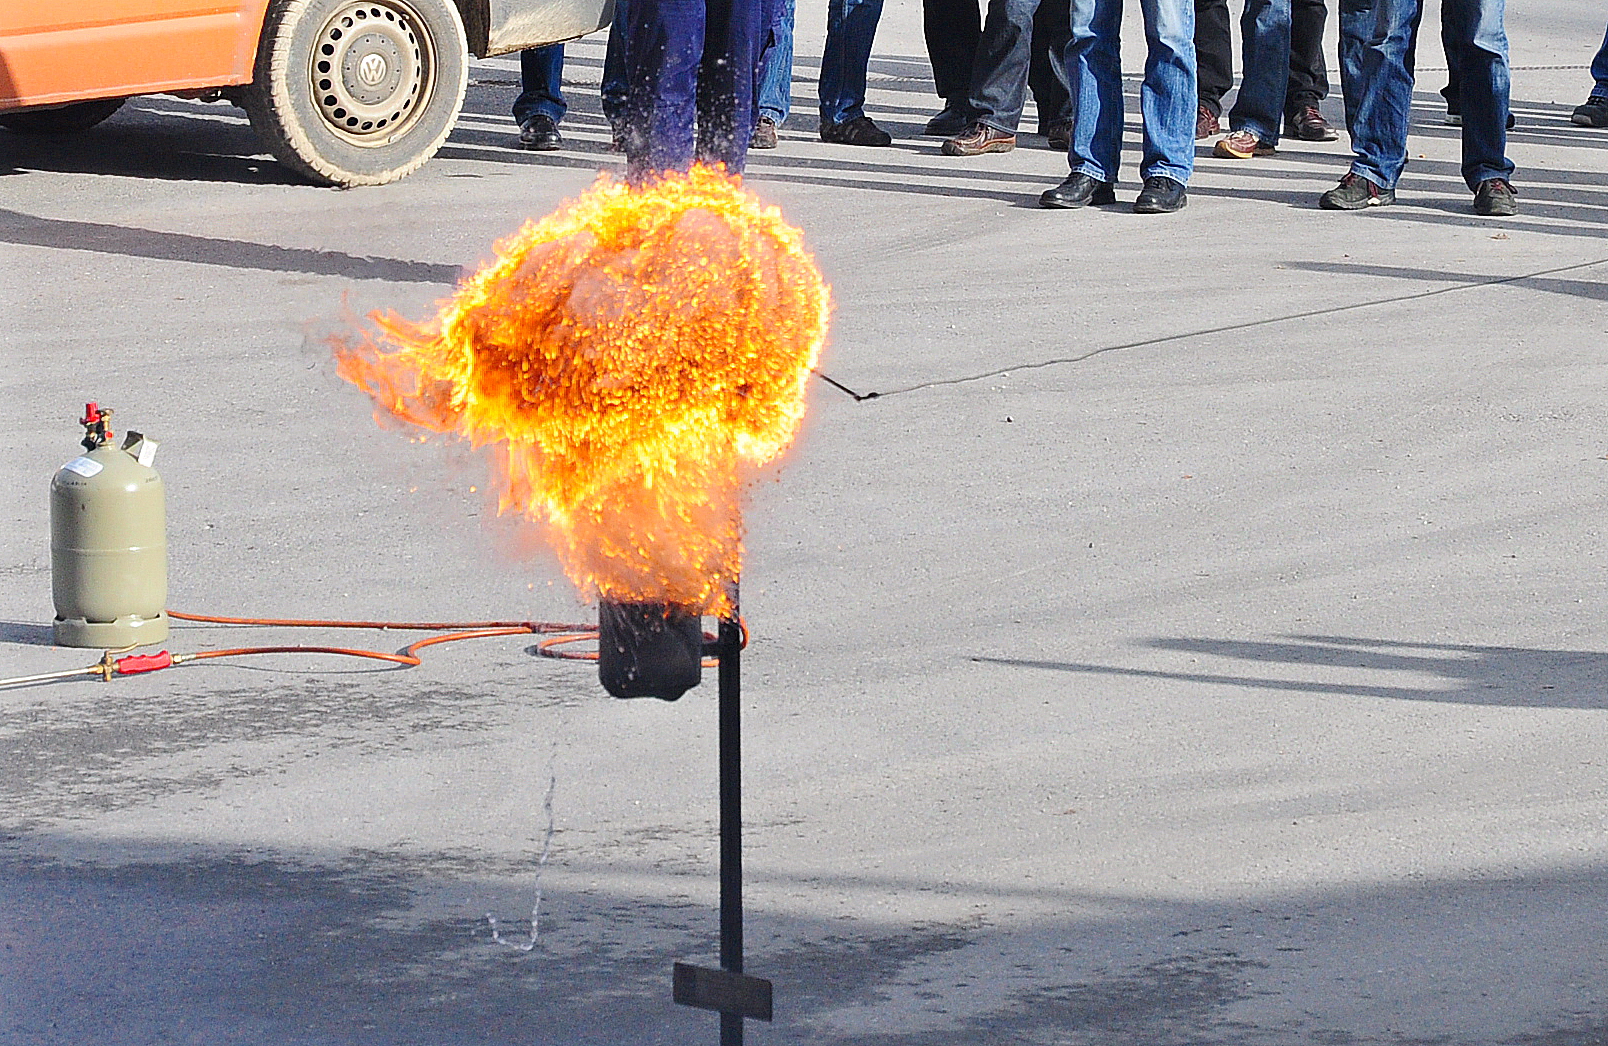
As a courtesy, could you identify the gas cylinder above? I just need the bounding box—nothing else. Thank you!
[50,403,169,647]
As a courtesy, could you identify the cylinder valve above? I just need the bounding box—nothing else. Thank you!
[50,403,169,648]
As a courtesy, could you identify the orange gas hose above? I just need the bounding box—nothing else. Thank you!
[0,612,743,689]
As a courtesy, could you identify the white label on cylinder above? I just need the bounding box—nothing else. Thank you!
[61,456,103,478]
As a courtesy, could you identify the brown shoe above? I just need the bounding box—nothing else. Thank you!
[1213,128,1275,159]
[942,122,1016,156]
[1285,104,1338,141]
[1195,104,1221,140]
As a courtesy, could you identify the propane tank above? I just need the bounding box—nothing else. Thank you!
[50,403,169,647]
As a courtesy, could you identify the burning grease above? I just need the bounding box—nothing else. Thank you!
[335,167,830,615]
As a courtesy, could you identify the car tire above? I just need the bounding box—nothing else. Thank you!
[241,0,468,186]
[0,99,126,134]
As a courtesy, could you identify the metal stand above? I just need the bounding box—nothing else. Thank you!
[672,603,772,1042]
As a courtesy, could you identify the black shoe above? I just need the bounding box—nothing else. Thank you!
[1572,95,1608,127]
[1319,171,1394,209]
[1038,172,1117,209]
[1473,177,1517,216]
[517,114,562,151]
[924,103,971,136]
[821,115,892,146]
[1043,121,1072,151]
[1133,175,1187,213]
[750,116,778,149]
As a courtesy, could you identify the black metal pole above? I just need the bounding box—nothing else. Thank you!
[718,603,743,1046]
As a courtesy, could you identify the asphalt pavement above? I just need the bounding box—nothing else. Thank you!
[3,1,1607,1043]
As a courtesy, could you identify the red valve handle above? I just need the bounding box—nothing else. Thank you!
[115,651,173,675]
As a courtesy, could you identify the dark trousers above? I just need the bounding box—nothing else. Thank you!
[925,0,1072,127]
[924,0,983,102]
[1196,0,1329,116]
[513,44,567,125]
[969,0,1073,131]
[618,0,773,179]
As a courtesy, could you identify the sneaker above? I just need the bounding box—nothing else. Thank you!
[1195,104,1221,140]
[1472,177,1517,216]
[517,114,562,150]
[1213,128,1274,159]
[1572,95,1608,127]
[1043,121,1072,151]
[1285,104,1338,141]
[925,103,971,136]
[942,122,1016,155]
[821,115,892,146]
[1318,172,1394,209]
[1133,176,1187,213]
[1038,172,1117,209]
[750,116,778,149]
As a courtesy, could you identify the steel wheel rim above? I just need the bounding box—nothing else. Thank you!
[307,0,435,146]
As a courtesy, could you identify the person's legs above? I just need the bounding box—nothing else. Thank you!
[1568,20,1608,125]
[1285,0,1328,113]
[622,0,706,179]
[1225,0,1291,146]
[1194,0,1232,118]
[694,0,769,171]
[1345,0,1418,189]
[757,0,795,124]
[602,0,629,133]
[966,0,1043,133]
[1137,0,1195,182]
[1440,3,1461,119]
[924,0,982,110]
[1593,21,1608,94]
[1442,0,1512,191]
[1027,0,1073,132]
[1065,0,1126,181]
[512,44,567,126]
[819,0,886,125]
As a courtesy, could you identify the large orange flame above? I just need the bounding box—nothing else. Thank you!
[335,167,830,616]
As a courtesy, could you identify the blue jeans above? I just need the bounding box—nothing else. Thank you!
[1226,0,1291,145]
[512,44,566,125]
[819,0,884,124]
[1339,0,1512,191]
[1065,0,1195,184]
[758,0,795,123]
[1592,20,1608,96]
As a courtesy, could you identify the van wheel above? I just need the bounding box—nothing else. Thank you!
[0,99,126,134]
[241,0,467,186]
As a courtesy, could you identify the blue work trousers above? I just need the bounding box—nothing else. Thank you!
[1065,0,1195,184]
[618,0,772,179]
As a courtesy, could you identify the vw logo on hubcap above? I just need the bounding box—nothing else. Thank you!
[358,52,389,87]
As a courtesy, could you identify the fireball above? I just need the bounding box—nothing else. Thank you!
[335,167,831,616]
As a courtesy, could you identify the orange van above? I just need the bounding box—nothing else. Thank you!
[0,0,611,185]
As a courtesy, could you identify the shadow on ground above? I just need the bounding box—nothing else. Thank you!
[979,633,1608,709]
